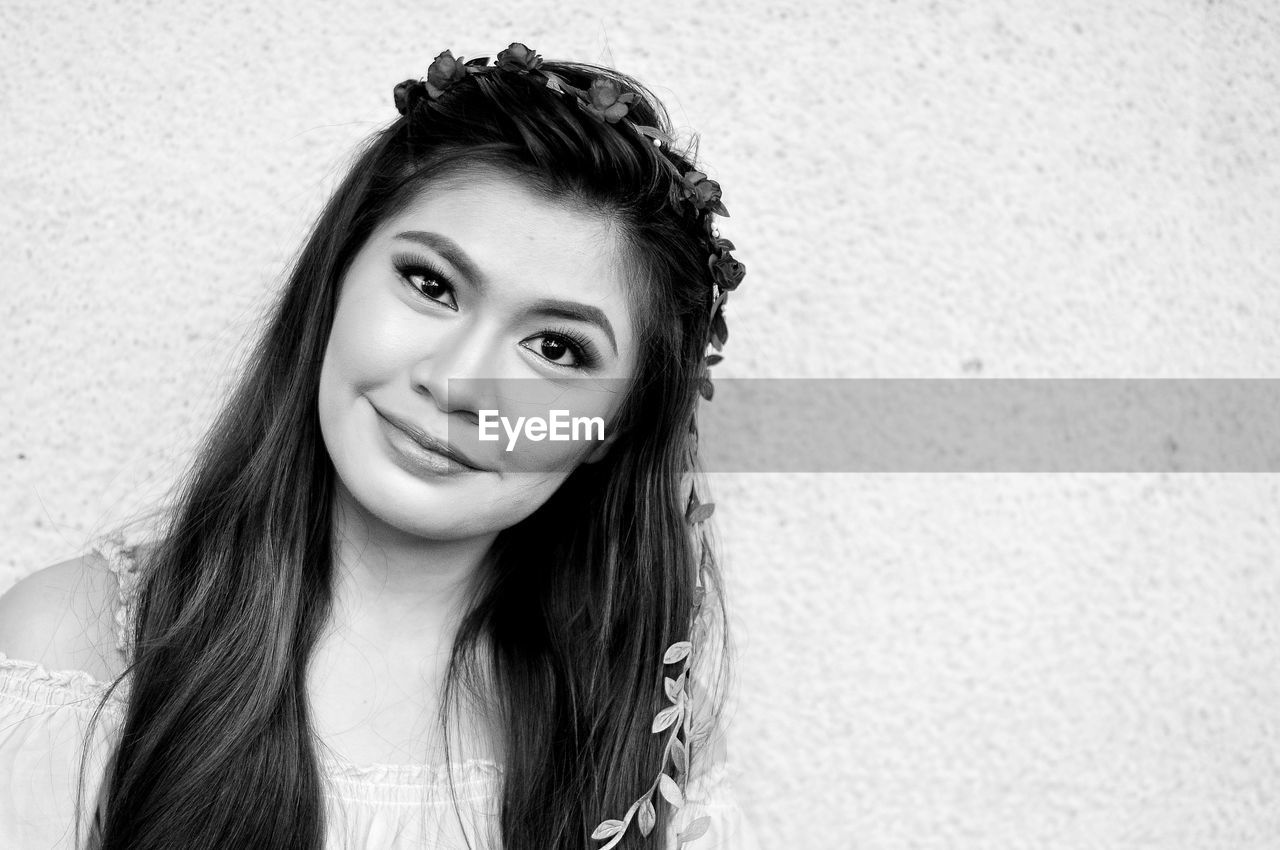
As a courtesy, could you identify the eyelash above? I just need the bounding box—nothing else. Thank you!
[392,255,601,371]
[394,255,457,308]
[535,325,600,371]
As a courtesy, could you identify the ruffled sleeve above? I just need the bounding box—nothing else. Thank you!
[0,532,140,848]
[0,655,127,849]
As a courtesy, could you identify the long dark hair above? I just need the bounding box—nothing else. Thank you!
[84,57,731,849]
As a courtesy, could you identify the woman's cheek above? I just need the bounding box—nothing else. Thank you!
[333,288,421,389]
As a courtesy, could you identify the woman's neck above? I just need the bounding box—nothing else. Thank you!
[326,480,496,647]
[307,483,502,766]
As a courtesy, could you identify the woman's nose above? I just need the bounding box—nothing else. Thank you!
[409,322,501,418]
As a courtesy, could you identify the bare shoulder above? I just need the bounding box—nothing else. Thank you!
[0,552,126,681]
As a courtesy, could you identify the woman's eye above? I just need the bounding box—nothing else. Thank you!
[521,333,588,369]
[403,269,457,310]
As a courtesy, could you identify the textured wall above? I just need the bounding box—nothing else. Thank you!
[3,1,1280,847]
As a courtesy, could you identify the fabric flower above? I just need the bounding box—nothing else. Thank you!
[711,254,746,291]
[581,77,638,124]
[426,49,469,99]
[393,79,427,115]
[496,42,543,73]
[680,170,729,217]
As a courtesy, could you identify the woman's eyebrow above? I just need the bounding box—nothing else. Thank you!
[527,301,618,356]
[394,229,618,357]
[395,230,488,289]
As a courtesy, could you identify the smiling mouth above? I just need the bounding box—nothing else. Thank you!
[373,408,486,472]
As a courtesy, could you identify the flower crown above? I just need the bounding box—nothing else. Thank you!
[394,42,745,403]
[396,43,732,846]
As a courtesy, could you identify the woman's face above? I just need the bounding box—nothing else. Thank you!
[318,169,641,542]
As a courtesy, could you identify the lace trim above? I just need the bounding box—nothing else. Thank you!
[91,530,144,657]
[318,747,505,787]
[0,651,129,708]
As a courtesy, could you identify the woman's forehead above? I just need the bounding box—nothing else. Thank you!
[383,174,630,298]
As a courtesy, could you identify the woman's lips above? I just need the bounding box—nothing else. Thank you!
[373,407,487,475]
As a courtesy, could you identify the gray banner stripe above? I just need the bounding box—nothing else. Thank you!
[696,380,1280,472]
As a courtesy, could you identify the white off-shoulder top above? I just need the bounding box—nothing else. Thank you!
[0,534,758,848]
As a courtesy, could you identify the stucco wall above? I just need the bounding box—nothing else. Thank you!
[3,1,1279,846]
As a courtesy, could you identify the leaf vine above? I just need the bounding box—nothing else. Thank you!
[590,481,716,848]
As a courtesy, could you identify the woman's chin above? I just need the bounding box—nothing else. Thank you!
[335,468,557,544]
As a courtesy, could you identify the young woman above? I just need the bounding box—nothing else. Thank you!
[0,43,754,849]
